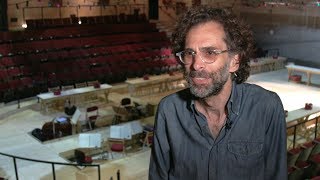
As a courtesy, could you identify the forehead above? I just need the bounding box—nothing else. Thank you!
[185,21,226,48]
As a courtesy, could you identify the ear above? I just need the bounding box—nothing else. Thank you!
[229,54,240,73]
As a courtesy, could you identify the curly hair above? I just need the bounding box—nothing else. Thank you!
[171,6,255,84]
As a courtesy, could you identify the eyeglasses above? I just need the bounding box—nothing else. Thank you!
[175,48,231,65]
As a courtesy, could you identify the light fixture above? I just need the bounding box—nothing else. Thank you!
[269,29,274,36]
[22,23,27,28]
[78,19,82,24]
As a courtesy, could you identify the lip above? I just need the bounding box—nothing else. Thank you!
[192,77,210,85]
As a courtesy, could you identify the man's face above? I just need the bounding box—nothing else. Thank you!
[183,21,236,98]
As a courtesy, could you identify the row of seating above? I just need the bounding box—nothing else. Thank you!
[26,13,147,30]
[0,56,180,103]
[0,19,174,103]
[0,31,167,56]
[0,46,172,69]
[0,22,157,45]
[288,138,320,179]
[0,41,170,69]
[0,46,173,83]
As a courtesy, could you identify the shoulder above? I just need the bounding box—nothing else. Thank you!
[158,88,192,112]
[236,83,283,110]
[239,83,280,101]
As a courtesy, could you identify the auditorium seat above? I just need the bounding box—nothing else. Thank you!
[0,69,8,80]
[288,147,302,167]
[288,166,303,180]
[1,57,15,68]
[0,82,9,102]
[296,141,315,163]
[0,20,172,102]
[73,69,93,83]
[304,154,320,178]
[95,16,104,24]
[311,139,320,157]
[19,77,35,99]
[52,18,63,27]
[7,67,21,78]
[57,72,76,86]
[289,161,310,180]
[311,176,320,180]
[62,18,71,25]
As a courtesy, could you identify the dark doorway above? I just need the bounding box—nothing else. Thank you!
[149,0,158,20]
[0,0,8,31]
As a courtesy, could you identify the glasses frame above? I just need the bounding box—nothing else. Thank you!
[175,49,231,65]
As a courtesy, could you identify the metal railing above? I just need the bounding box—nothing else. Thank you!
[287,116,320,149]
[0,151,101,180]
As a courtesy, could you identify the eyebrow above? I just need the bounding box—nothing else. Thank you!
[184,46,218,52]
[199,46,217,51]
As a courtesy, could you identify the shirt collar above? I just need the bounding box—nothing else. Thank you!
[227,81,241,116]
[188,81,242,116]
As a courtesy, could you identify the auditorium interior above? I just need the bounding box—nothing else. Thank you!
[0,0,320,179]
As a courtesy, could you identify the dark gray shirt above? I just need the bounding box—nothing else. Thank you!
[149,82,287,180]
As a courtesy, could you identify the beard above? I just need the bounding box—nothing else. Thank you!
[184,63,230,98]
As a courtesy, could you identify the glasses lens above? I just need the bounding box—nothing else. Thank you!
[181,50,194,64]
[178,49,228,64]
[199,49,219,63]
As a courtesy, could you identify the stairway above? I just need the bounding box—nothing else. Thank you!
[150,20,176,39]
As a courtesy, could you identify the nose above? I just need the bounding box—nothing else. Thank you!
[190,53,205,71]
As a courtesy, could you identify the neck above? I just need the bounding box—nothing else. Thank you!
[195,79,233,138]
[195,79,233,114]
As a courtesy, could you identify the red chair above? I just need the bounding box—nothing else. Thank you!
[0,82,9,100]
[1,57,15,68]
[20,77,33,87]
[108,138,127,158]
[86,106,99,130]
[296,141,315,163]
[0,69,8,79]
[20,66,32,77]
[7,67,21,78]
[8,79,22,90]
[288,147,302,167]
[143,131,154,148]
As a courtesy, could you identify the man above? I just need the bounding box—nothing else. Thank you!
[149,6,287,180]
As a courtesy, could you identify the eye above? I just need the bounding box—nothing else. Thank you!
[184,50,194,57]
[205,50,218,56]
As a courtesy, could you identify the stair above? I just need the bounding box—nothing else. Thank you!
[150,20,176,39]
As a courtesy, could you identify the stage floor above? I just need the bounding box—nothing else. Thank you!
[0,68,319,179]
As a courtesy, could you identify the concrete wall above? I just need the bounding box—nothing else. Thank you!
[239,5,320,67]
[253,25,320,67]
